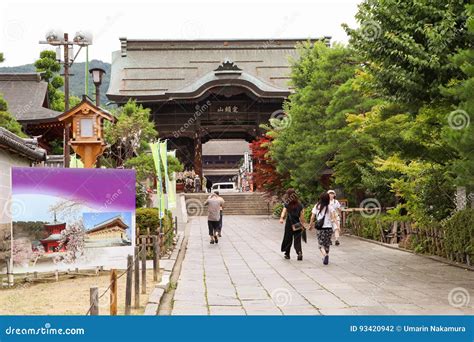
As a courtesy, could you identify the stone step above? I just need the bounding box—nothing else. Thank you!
[185,192,270,216]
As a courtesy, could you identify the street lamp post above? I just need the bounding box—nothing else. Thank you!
[39,30,92,167]
[89,67,106,106]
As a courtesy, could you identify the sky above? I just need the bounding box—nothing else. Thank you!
[0,0,362,67]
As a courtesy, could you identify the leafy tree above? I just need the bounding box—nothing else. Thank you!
[34,50,80,111]
[442,4,474,188]
[270,42,366,201]
[124,153,184,182]
[249,134,286,195]
[0,97,25,137]
[343,0,471,105]
[104,100,158,166]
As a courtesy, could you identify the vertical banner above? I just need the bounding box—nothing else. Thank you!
[150,142,164,219]
[159,140,169,200]
[167,150,177,208]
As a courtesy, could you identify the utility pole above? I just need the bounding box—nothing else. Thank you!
[39,30,92,169]
[63,33,71,167]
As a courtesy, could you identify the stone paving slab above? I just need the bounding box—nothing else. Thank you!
[171,215,474,315]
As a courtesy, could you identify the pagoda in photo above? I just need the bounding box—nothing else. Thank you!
[40,221,67,253]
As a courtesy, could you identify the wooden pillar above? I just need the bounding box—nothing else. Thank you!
[134,246,140,308]
[194,120,203,186]
[125,254,133,315]
[90,286,99,315]
[141,239,146,295]
[110,269,117,315]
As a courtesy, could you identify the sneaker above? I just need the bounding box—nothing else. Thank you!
[323,255,329,265]
[210,239,215,244]
[297,253,303,261]
[284,253,290,259]
[335,240,340,246]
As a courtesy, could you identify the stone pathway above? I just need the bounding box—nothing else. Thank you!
[171,215,474,315]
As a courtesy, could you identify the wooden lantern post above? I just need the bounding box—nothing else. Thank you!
[58,96,114,168]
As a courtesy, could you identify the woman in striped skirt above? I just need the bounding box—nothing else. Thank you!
[309,192,338,265]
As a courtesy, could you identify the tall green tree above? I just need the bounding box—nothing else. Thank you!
[103,100,158,167]
[343,0,471,106]
[270,42,373,201]
[442,4,474,188]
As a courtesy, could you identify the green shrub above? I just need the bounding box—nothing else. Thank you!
[136,208,175,256]
[136,208,160,235]
[442,209,474,265]
[346,213,386,241]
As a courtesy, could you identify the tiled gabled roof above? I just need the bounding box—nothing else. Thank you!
[0,127,46,161]
[0,73,61,122]
[107,38,330,102]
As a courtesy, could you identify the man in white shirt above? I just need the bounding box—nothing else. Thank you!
[327,190,342,245]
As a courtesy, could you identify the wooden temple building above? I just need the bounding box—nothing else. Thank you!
[85,216,131,247]
[106,38,329,181]
[0,73,63,151]
[0,74,113,167]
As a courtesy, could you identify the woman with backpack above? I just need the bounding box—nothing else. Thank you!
[279,188,307,261]
[309,192,338,265]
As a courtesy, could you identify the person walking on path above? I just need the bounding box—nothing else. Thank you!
[214,191,224,237]
[327,190,342,245]
[204,193,225,244]
[279,189,306,261]
[309,192,338,265]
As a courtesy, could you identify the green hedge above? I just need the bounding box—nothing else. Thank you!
[346,209,474,265]
[443,209,474,264]
[136,208,175,255]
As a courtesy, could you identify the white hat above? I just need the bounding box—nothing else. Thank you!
[327,189,336,194]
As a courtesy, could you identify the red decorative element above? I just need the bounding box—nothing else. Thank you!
[40,222,67,253]
[249,135,284,194]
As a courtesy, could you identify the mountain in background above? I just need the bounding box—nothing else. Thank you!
[0,60,112,107]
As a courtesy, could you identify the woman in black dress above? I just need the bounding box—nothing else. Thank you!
[279,188,306,260]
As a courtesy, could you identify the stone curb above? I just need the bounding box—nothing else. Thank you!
[346,234,474,271]
[143,232,185,315]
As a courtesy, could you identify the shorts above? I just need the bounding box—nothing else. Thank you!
[208,220,220,235]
